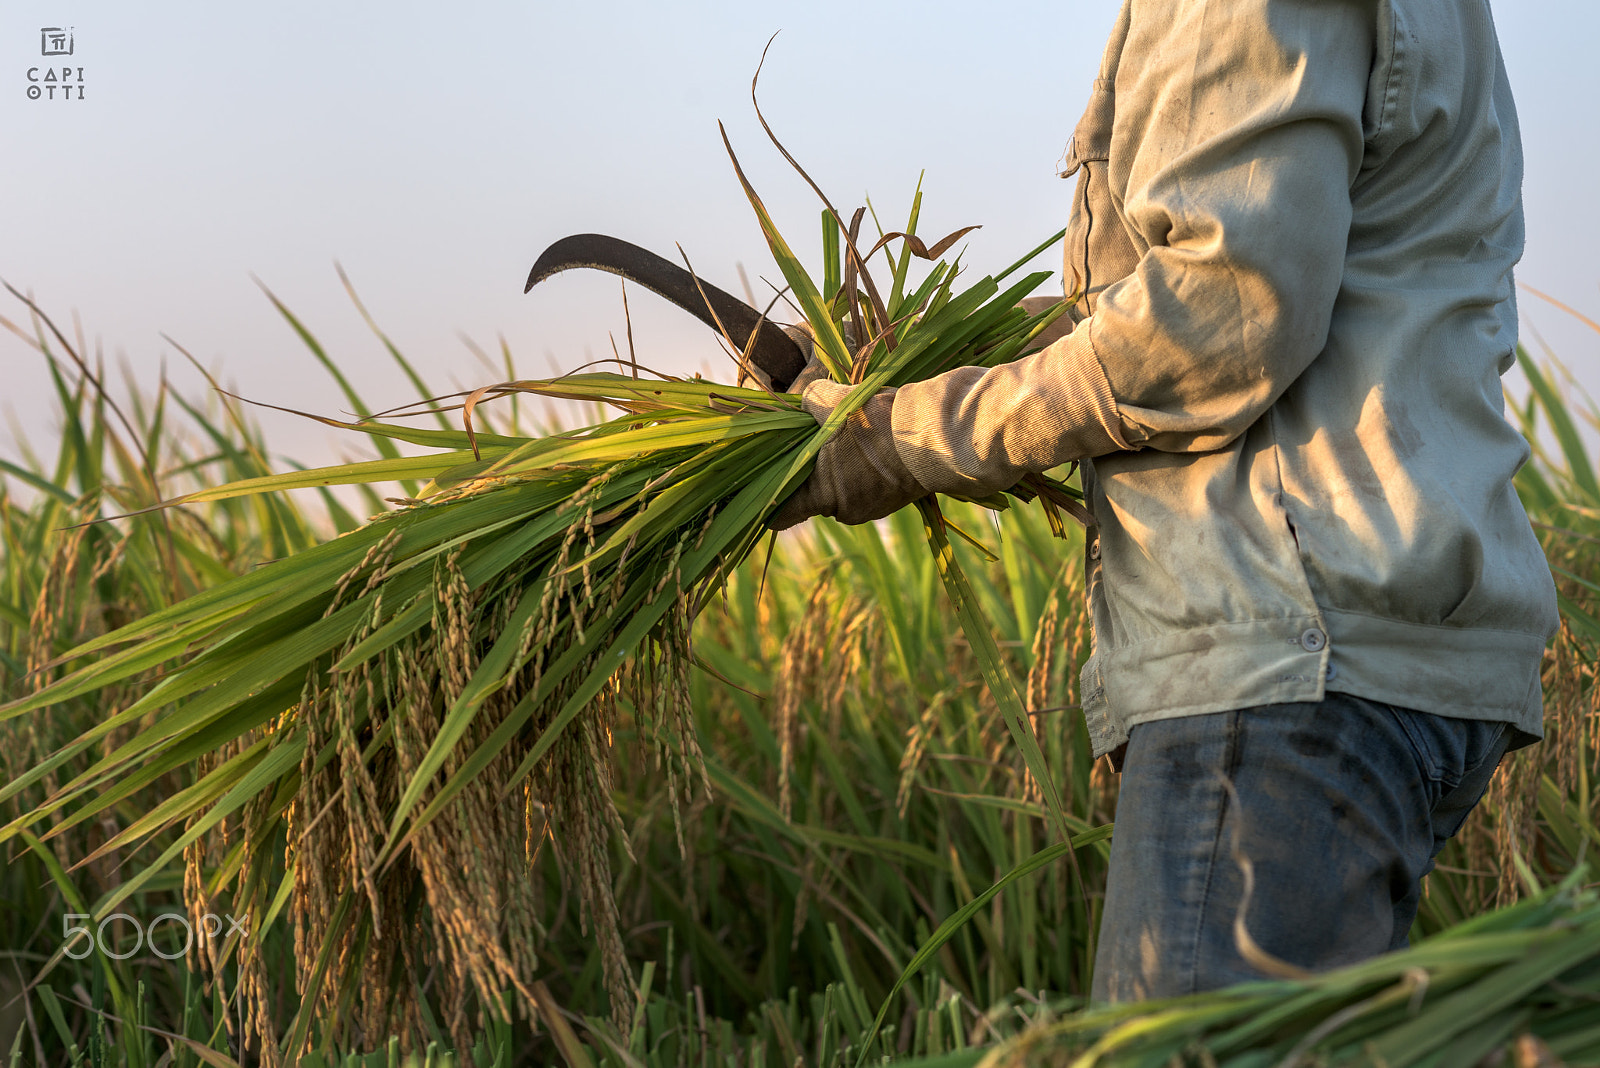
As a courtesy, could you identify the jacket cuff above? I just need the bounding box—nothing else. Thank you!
[889,323,1133,497]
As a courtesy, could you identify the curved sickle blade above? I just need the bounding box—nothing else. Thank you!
[525,234,807,391]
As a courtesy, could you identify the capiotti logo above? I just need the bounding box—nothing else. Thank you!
[26,26,85,101]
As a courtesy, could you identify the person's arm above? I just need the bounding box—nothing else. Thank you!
[892,0,1373,498]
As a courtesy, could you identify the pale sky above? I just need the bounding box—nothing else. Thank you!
[5,1,1598,474]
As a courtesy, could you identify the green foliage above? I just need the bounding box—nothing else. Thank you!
[916,869,1600,1067]
[1,191,1084,1064]
[2,261,1597,1068]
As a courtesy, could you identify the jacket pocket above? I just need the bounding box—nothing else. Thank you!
[1060,84,1114,313]
[1059,81,1116,178]
[1056,82,1145,321]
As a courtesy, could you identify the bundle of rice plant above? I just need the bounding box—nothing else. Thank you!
[0,114,1088,1059]
[928,868,1600,1068]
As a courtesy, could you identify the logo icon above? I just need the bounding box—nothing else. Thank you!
[26,27,85,100]
[40,27,74,56]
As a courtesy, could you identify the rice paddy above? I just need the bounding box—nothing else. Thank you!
[1,184,1597,1066]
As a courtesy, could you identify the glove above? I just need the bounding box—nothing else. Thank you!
[777,323,852,394]
[768,379,930,530]
[785,354,833,394]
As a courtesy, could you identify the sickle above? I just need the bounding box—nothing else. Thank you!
[525,234,808,391]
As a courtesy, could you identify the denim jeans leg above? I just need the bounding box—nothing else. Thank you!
[1383,703,1511,948]
[1090,694,1509,1003]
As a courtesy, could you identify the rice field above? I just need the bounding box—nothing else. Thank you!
[1,247,1597,1065]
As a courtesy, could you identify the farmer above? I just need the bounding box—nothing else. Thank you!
[771,0,1558,1001]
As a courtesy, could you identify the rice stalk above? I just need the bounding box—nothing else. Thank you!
[4,294,1597,1060]
[958,868,1600,1068]
[0,153,1083,1059]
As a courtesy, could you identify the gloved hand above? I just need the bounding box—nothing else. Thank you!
[768,379,930,530]
[776,322,851,394]
[785,354,834,394]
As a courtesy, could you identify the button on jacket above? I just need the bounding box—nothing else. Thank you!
[889,0,1557,755]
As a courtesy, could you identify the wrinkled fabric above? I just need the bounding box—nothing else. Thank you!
[768,381,927,530]
[892,0,1556,753]
[1093,695,1509,1001]
[777,329,841,395]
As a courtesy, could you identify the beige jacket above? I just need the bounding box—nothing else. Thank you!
[891,0,1557,755]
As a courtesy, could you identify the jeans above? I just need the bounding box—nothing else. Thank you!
[1091,693,1510,1003]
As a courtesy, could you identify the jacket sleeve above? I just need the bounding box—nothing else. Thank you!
[891,0,1373,497]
